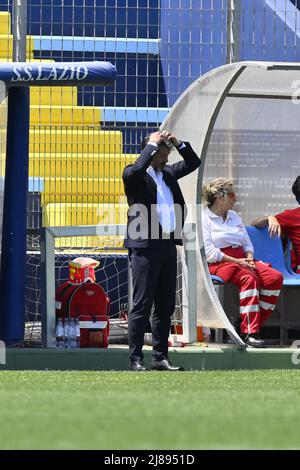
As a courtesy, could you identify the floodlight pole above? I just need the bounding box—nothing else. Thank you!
[226,1,240,181]
[12,0,27,61]
[227,0,240,63]
[0,0,29,346]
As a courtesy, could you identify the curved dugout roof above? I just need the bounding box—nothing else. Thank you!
[162,61,300,346]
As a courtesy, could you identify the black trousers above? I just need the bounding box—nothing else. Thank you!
[128,240,177,362]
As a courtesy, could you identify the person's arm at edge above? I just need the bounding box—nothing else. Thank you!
[122,144,158,185]
[169,141,201,178]
[240,220,255,269]
[251,215,281,238]
[251,216,269,228]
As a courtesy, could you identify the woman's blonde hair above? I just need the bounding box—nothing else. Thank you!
[202,178,233,207]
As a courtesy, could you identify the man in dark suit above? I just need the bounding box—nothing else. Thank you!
[122,129,201,371]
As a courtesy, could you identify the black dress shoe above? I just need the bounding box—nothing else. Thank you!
[151,358,184,371]
[130,360,148,371]
[240,333,266,348]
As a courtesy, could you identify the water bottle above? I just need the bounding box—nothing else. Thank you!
[63,318,70,349]
[67,318,77,349]
[202,326,211,343]
[75,317,81,349]
[55,318,65,349]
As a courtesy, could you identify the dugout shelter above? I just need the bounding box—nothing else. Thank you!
[163,61,300,346]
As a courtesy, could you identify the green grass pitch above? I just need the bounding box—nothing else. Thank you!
[1,370,300,450]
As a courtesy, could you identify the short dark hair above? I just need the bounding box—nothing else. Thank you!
[292,176,300,198]
[141,133,152,150]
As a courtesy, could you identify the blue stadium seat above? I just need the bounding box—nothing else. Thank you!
[210,274,224,284]
[246,226,300,344]
[245,226,300,286]
[284,239,300,278]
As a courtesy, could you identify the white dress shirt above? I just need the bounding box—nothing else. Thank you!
[147,166,176,233]
[145,140,186,233]
[202,207,254,263]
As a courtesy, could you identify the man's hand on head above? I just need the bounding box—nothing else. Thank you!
[148,131,163,145]
[159,130,182,148]
[148,130,182,148]
[166,132,181,148]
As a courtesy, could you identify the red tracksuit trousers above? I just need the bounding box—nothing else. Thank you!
[208,247,283,335]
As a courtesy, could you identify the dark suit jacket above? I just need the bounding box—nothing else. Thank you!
[122,141,201,248]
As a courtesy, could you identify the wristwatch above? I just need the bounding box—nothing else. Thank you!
[175,141,182,148]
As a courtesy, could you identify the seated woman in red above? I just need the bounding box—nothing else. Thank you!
[202,178,283,348]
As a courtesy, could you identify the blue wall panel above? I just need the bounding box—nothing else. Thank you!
[0,0,160,38]
[240,0,300,61]
[159,0,227,107]
[159,0,300,107]
[27,0,160,38]
[37,50,167,108]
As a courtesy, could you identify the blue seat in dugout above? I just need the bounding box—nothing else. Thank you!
[211,274,224,284]
[245,226,300,286]
[246,226,300,345]
[285,238,300,278]
[210,228,300,344]
[211,227,300,288]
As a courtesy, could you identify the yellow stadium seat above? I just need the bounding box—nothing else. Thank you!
[54,235,125,250]
[43,202,128,226]
[0,151,5,177]
[30,105,101,126]
[0,20,132,241]
[30,87,77,106]
[0,100,7,127]
[29,153,136,178]
[29,128,123,154]
[0,35,34,60]
[0,12,11,35]
[41,177,125,204]
[0,18,133,248]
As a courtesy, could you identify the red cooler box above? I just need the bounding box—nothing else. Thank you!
[55,281,110,348]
